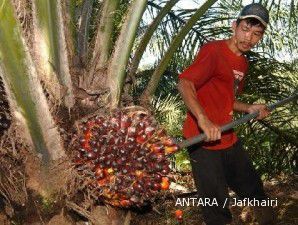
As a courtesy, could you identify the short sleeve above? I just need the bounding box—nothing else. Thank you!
[179,43,216,89]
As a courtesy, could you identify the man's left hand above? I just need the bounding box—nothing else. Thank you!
[247,104,270,120]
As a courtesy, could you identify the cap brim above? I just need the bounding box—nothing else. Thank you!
[238,15,267,27]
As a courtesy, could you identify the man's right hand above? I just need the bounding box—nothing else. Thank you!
[177,79,221,142]
[197,115,221,142]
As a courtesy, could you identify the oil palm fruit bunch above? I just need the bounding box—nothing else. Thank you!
[74,109,179,207]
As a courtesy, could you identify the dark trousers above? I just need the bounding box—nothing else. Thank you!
[188,140,267,225]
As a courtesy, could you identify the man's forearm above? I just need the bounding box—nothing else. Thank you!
[178,79,206,120]
[233,100,251,113]
[178,78,221,141]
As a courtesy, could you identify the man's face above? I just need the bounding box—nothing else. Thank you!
[232,20,264,52]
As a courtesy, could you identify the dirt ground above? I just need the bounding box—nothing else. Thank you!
[130,175,298,225]
[0,173,297,225]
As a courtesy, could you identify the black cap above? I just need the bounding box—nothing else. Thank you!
[238,3,269,27]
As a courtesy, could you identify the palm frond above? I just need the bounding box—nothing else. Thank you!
[151,93,185,136]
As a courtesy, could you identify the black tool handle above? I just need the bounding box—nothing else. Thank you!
[178,92,298,149]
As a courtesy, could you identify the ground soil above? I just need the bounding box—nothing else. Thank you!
[130,175,298,225]
[0,174,297,225]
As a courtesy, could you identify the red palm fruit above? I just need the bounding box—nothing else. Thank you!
[161,177,170,190]
[135,162,144,170]
[97,178,107,187]
[155,153,165,161]
[154,173,162,182]
[139,121,145,129]
[108,175,116,183]
[144,126,155,137]
[75,110,180,207]
[161,164,170,174]
[119,136,126,145]
[153,163,162,172]
[144,180,153,189]
[110,117,119,125]
[120,156,127,162]
[108,137,115,144]
[153,182,161,191]
[119,128,126,135]
[82,141,90,150]
[87,120,95,128]
[86,151,96,159]
[98,155,106,162]
[137,130,144,136]
[164,145,179,154]
[120,199,130,207]
[127,137,135,143]
[95,116,104,124]
[127,126,136,136]
[94,167,105,179]
[162,138,175,146]
[135,170,143,177]
[136,134,146,143]
[150,143,163,153]
[84,130,92,138]
[97,137,105,144]
[82,126,88,133]
[116,158,124,167]
[133,183,143,192]
[121,115,131,128]
[102,121,108,128]
[104,168,114,176]
[175,209,183,222]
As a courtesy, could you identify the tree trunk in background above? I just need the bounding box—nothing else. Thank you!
[107,0,148,109]
[77,0,94,66]
[83,0,120,93]
[32,0,75,108]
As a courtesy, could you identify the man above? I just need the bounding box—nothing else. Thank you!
[178,3,275,225]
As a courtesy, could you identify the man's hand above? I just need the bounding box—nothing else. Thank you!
[197,115,221,142]
[247,104,270,120]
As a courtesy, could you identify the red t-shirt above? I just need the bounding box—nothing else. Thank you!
[179,40,248,150]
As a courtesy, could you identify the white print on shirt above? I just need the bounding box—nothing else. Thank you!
[233,70,244,81]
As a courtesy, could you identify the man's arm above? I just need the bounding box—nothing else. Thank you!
[178,78,221,141]
[233,100,250,113]
[233,100,270,119]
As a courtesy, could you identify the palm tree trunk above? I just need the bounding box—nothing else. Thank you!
[32,0,75,108]
[77,0,94,66]
[141,0,218,103]
[84,0,120,92]
[107,0,148,109]
[0,0,65,164]
[62,0,77,68]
